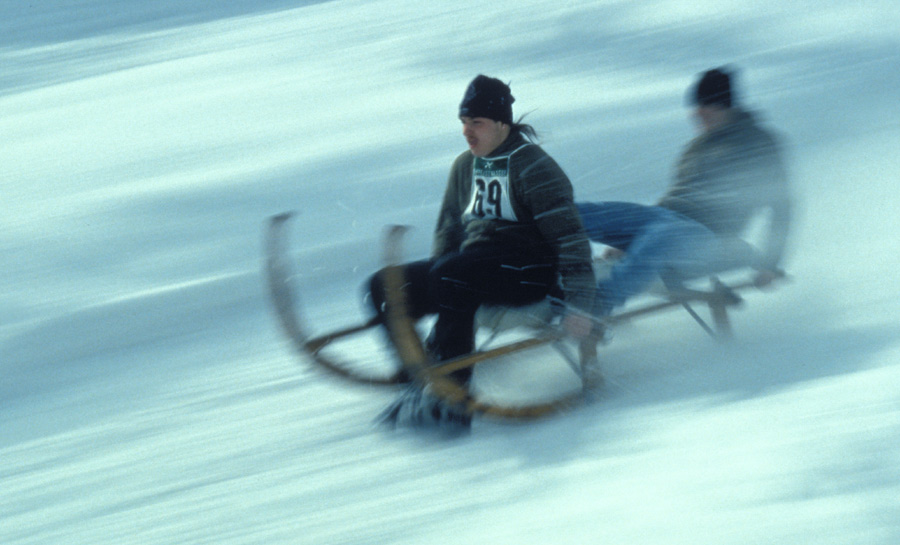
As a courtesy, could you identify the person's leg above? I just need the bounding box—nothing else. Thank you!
[576,201,661,250]
[376,247,557,429]
[366,259,437,323]
[596,208,721,314]
[655,213,724,287]
[427,244,557,384]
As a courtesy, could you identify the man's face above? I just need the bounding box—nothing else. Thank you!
[461,116,509,157]
[693,105,730,133]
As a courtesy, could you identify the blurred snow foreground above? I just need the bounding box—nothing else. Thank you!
[2,2,900,545]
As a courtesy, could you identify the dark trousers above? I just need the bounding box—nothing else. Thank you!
[368,243,557,385]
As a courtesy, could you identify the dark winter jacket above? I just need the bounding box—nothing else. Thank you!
[659,108,791,270]
[433,132,595,312]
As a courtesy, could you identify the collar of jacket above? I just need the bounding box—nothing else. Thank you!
[479,131,530,159]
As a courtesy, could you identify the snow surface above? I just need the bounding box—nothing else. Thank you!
[3,1,900,543]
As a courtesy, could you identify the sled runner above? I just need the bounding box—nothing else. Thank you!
[265,212,405,386]
[264,212,782,420]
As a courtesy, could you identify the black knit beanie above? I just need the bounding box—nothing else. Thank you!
[693,68,734,108]
[459,75,514,124]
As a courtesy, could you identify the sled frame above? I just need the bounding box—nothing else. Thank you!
[265,213,778,420]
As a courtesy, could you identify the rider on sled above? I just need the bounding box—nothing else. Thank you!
[577,66,792,320]
[367,75,597,431]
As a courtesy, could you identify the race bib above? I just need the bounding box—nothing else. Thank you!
[463,152,521,222]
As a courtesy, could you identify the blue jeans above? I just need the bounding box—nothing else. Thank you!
[576,202,721,314]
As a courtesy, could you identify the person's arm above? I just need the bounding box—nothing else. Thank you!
[515,149,596,316]
[759,150,791,274]
[432,154,468,258]
[741,133,792,283]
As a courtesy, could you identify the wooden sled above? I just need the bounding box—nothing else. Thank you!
[265,213,782,420]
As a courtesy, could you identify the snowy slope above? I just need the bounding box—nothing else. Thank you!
[2,1,900,544]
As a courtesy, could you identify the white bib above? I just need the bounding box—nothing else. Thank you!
[463,145,530,222]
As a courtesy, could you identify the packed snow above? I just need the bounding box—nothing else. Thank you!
[2,1,899,543]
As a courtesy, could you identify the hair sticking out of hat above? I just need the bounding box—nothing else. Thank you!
[693,67,735,108]
[459,75,515,124]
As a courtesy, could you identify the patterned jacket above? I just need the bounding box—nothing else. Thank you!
[433,132,595,312]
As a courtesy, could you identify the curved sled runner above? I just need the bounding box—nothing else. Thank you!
[265,212,405,385]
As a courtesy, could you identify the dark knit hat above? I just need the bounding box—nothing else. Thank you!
[692,67,734,108]
[459,75,514,124]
